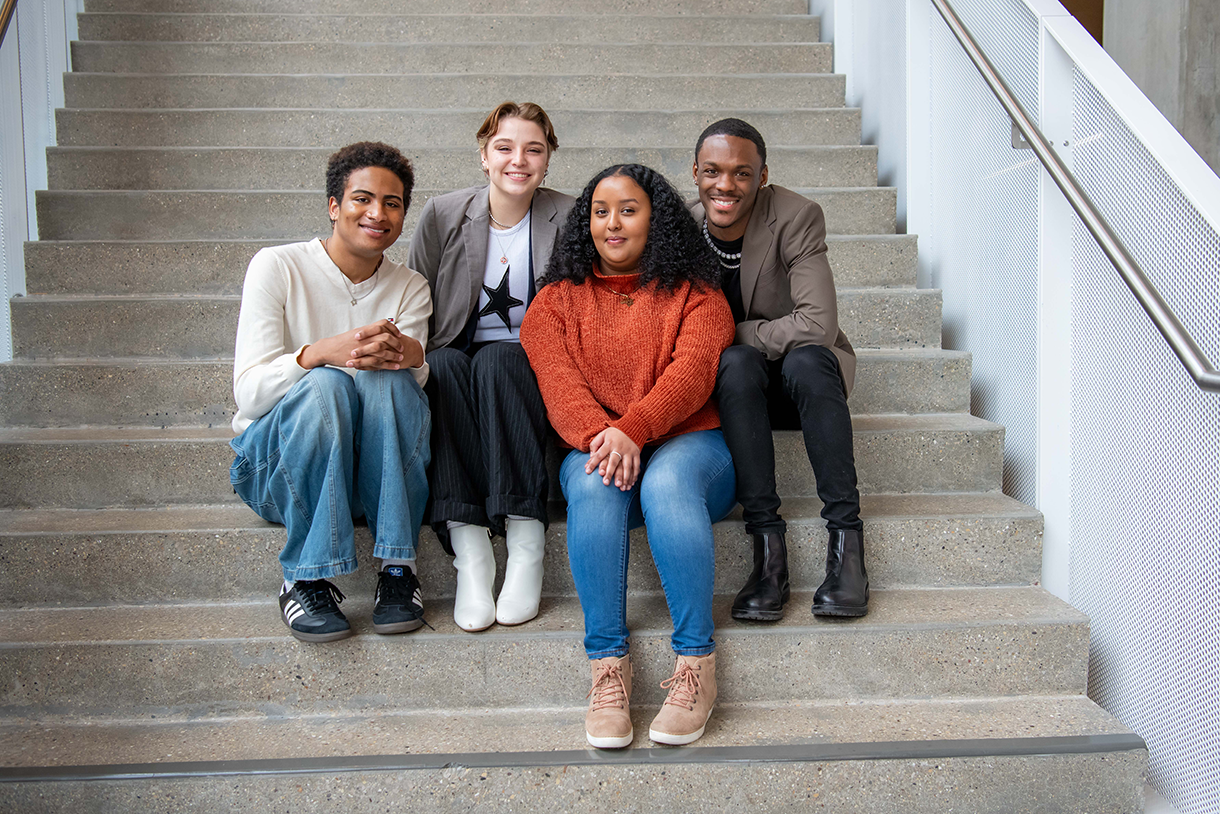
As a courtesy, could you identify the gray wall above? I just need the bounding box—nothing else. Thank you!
[1104,0,1220,174]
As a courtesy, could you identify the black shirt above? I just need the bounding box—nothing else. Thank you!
[709,232,746,324]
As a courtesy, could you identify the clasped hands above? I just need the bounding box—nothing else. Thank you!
[298,319,423,371]
[586,427,641,491]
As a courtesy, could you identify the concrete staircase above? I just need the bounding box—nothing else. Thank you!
[0,1,1146,810]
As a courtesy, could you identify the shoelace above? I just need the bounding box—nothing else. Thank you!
[378,570,420,605]
[586,662,628,711]
[296,579,345,615]
[659,663,701,711]
[377,571,436,630]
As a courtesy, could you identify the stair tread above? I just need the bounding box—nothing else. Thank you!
[0,493,1036,536]
[0,413,1000,443]
[0,348,965,368]
[0,695,1136,768]
[0,586,1084,645]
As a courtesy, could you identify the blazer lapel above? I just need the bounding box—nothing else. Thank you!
[530,189,560,286]
[464,186,491,318]
[739,185,776,319]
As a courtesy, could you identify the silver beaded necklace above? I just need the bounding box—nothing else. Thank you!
[702,218,742,270]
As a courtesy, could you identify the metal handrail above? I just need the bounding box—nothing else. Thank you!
[932,0,1220,392]
[0,0,16,48]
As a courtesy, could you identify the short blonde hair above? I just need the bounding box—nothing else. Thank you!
[476,101,559,156]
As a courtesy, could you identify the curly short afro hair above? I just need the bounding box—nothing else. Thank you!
[325,141,415,220]
[694,118,767,168]
[542,164,719,293]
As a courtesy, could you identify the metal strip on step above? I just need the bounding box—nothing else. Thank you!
[0,733,1146,783]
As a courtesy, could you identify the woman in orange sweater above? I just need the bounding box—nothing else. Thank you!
[520,164,736,750]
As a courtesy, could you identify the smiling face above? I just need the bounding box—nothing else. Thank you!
[589,173,652,276]
[327,166,406,259]
[481,116,550,202]
[693,134,768,241]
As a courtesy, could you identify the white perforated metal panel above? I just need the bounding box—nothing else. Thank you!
[1068,68,1220,814]
[925,10,1040,504]
[945,0,1041,125]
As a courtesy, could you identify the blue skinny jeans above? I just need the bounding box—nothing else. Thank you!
[230,367,431,582]
[559,429,737,659]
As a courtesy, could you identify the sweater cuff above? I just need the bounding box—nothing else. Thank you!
[611,414,650,449]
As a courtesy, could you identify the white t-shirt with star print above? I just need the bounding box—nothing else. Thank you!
[474,210,531,343]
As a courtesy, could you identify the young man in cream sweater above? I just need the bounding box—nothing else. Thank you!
[230,142,433,642]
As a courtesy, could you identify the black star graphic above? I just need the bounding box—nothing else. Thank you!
[478,266,524,331]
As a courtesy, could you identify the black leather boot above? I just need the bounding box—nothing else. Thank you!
[811,529,869,617]
[731,532,790,621]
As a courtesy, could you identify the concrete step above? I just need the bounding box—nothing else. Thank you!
[72,41,835,76]
[10,288,938,361]
[82,0,809,14]
[46,145,878,191]
[77,12,822,44]
[0,492,1039,605]
[0,349,966,428]
[0,586,1087,718]
[0,698,1144,814]
[24,234,916,295]
[63,72,846,110]
[55,107,862,148]
[0,694,1132,767]
[0,415,1004,509]
[34,188,895,240]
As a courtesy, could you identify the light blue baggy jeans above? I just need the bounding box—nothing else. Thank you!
[230,367,431,582]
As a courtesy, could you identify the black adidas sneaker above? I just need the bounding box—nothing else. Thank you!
[373,566,426,634]
[279,579,352,642]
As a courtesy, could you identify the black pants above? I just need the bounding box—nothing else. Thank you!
[716,344,862,535]
[425,342,550,552]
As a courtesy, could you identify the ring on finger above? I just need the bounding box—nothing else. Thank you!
[609,451,622,460]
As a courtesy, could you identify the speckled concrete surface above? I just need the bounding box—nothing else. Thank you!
[0,494,1041,605]
[12,296,239,360]
[0,349,966,427]
[77,12,822,44]
[0,587,1088,717]
[63,73,847,112]
[48,144,876,191]
[0,427,238,509]
[827,235,918,287]
[54,108,860,150]
[85,0,807,14]
[24,235,905,296]
[0,696,1135,766]
[0,752,1147,813]
[0,360,233,427]
[35,187,891,241]
[0,418,1003,510]
[12,287,922,361]
[73,42,835,76]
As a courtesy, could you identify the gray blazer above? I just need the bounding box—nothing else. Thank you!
[690,185,856,395]
[408,185,575,352]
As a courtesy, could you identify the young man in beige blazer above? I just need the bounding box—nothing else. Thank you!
[690,118,867,621]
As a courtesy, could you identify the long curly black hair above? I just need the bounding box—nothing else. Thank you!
[541,164,719,292]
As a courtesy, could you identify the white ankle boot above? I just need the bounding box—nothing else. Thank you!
[450,525,496,631]
[496,517,545,626]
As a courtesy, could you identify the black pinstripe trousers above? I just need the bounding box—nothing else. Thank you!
[424,342,550,553]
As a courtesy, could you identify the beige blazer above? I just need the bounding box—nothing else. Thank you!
[690,184,856,395]
[408,185,575,352]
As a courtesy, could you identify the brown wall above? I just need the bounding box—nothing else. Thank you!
[1061,0,1104,44]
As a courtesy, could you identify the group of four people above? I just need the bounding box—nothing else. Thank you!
[230,103,869,749]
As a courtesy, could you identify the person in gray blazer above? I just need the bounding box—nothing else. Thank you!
[690,118,868,622]
[407,102,575,632]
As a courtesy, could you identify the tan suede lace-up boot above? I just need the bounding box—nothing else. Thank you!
[648,652,717,745]
[585,654,633,749]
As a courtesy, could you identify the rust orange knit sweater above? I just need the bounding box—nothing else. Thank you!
[520,268,735,452]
